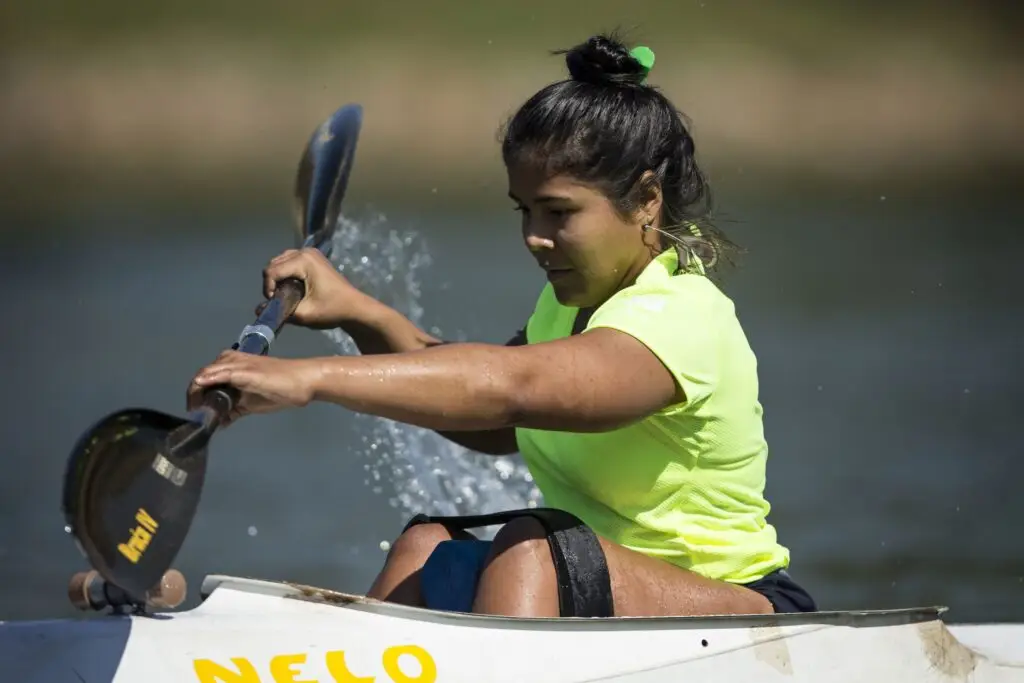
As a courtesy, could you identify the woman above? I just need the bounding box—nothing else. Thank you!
[189,34,817,617]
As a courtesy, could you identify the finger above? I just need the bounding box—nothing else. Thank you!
[263,250,296,297]
[269,249,299,265]
[186,381,202,410]
[263,253,307,299]
[192,365,235,388]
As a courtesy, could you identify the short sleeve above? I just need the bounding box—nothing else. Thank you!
[584,276,721,411]
[505,326,528,346]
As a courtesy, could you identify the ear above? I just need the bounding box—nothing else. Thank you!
[634,170,663,228]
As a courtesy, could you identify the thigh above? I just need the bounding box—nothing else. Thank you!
[599,538,773,617]
[368,522,476,604]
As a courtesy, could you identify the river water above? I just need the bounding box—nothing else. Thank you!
[1,194,1021,622]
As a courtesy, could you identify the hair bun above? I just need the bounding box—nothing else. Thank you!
[564,34,651,86]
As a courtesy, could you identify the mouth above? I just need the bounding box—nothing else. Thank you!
[542,265,574,281]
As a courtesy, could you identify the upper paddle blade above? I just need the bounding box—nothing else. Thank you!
[293,103,363,249]
[62,408,208,601]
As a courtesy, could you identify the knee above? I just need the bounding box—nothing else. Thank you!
[486,517,551,568]
[385,523,455,565]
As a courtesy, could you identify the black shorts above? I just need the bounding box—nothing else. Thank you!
[744,569,818,613]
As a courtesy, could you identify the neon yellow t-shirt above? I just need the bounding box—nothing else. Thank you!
[515,248,790,584]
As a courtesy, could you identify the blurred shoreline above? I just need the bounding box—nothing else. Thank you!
[2,15,1023,226]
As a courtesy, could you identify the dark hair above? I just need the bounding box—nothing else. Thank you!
[501,33,735,272]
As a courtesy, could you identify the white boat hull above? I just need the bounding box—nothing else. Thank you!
[2,574,1023,682]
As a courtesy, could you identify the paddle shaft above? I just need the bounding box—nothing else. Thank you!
[192,231,331,432]
[62,103,363,599]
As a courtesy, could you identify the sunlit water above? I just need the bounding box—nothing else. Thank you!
[321,213,543,524]
[2,199,1023,621]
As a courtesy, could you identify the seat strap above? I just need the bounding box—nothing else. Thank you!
[404,507,614,617]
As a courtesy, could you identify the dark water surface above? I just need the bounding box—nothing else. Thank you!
[1,196,1021,622]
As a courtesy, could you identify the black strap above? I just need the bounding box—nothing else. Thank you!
[404,507,614,617]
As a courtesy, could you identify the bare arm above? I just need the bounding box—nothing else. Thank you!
[341,297,523,455]
[309,327,679,433]
[340,295,445,355]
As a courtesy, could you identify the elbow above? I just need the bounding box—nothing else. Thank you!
[499,359,565,429]
[483,357,534,429]
[458,350,530,429]
[501,361,639,434]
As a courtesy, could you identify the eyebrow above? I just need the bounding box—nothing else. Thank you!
[508,192,573,204]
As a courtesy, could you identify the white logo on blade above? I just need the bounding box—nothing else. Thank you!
[152,453,188,487]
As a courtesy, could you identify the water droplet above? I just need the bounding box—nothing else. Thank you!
[379,540,391,552]
[247,526,258,537]
[63,525,73,534]
[316,214,542,518]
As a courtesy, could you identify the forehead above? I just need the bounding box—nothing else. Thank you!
[506,163,604,202]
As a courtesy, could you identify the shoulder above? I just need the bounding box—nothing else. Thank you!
[585,271,738,409]
[590,270,733,332]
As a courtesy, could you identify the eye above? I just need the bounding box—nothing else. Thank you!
[546,206,577,219]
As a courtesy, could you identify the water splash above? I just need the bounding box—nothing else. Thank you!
[321,212,542,523]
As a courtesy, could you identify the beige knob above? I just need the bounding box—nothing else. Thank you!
[147,569,187,609]
[67,569,100,610]
[67,568,187,610]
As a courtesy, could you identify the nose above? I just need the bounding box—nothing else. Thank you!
[524,233,555,252]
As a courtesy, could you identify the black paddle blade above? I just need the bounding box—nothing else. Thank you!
[62,408,208,602]
[293,103,363,249]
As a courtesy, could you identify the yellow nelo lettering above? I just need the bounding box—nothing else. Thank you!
[270,653,317,683]
[191,646,437,683]
[382,645,437,683]
[193,657,260,683]
[325,651,374,682]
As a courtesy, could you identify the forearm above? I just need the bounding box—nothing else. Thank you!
[340,301,520,454]
[341,296,443,355]
[311,344,521,431]
[308,336,652,434]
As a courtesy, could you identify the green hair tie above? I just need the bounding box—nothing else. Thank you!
[629,46,656,82]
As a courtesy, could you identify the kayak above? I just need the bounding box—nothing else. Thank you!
[2,572,1023,682]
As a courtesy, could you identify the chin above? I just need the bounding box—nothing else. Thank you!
[551,283,597,308]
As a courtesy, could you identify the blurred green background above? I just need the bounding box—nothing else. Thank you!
[3,0,1022,223]
[1,1,1022,624]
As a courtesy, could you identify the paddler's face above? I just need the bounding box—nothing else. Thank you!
[507,164,656,308]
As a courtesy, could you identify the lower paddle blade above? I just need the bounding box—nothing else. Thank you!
[62,408,208,601]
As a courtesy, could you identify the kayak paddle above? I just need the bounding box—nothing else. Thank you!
[61,103,364,604]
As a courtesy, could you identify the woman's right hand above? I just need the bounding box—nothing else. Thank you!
[260,248,370,329]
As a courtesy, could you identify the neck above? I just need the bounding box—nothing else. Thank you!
[582,250,655,312]
[619,248,658,291]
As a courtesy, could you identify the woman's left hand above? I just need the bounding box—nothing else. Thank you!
[187,351,321,424]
